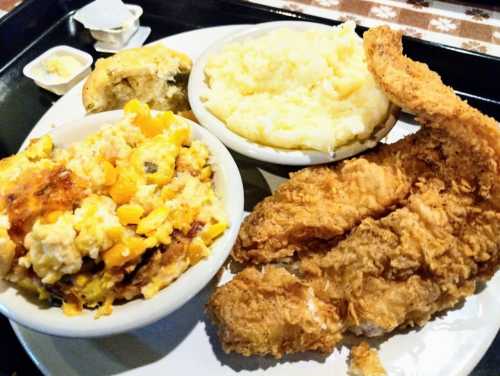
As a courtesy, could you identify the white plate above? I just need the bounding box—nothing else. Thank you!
[188,21,399,165]
[1,110,244,338]
[11,25,500,376]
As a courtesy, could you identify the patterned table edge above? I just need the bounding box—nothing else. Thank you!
[245,0,500,57]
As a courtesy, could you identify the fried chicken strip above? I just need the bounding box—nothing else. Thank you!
[208,266,343,357]
[233,141,418,264]
[207,26,500,358]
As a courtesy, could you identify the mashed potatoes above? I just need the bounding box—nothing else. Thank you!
[203,22,390,152]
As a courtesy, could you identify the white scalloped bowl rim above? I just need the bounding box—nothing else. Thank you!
[0,110,244,338]
[188,20,399,166]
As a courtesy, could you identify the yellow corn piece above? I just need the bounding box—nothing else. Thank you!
[137,207,169,234]
[136,116,164,138]
[155,222,173,245]
[101,160,117,186]
[187,237,209,265]
[117,204,144,225]
[43,210,64,224]
[25,135,53,160]
[95,295,114,318]
[160,185,177,201]
[166,124,190,146]
[103,243,129,268]
[62,302,82,316]
[109,168,138,204]
[144,236,158,249]
[199,166,212,181]
[102,237,151,269]
[201,222,228,245]
[74,273,89,287]
[109,179,136,204]
[170,206,197,233]
[124,99,150,117]
[149,172,173,186]
[105,225,124,242]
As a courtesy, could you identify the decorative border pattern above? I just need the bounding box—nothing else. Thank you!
[245,0,500,56]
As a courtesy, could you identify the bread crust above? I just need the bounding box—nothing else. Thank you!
[82,44,192,113]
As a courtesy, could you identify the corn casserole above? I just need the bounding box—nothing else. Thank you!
[0,100,227,317]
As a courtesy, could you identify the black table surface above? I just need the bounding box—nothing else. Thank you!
[0,0,498,375]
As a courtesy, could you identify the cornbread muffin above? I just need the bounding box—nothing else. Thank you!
[83,44,192,113]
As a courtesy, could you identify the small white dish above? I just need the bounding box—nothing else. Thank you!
[0,110,244,338]
[88,4,143,49]
[23,45,93,96]
[94,26,151,53]
[188,21,399,166]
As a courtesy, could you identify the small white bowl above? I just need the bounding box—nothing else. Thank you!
[188,21,399,166]
[88,4,143,49]
[23,45,93,96]
[0,110,244,338]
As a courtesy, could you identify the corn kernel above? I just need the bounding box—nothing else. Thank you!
[155,222,173,245]
[124,99,150,117]
[160,186,177,201]
[25,135,53,160]
[102,160,117,186]
[74,273,89,287]
[117,204,144,225]
[170,206,197,233]
[137,207,169,234]
[149,172,173,186]
[95,295,114,318]
[187,237,209,265]
[109,170,138,204]
[63,302,82,316]
[102,238,151,269]
[105,226,124,242]
[43,210,63,224]
[201,222,228,245]
[166,124,190,146]
[199,166,212,181]
[103,243,128,268]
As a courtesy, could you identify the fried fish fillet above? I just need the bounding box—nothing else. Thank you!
[207,26,500,358]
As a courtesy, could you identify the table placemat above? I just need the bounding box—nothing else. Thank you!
[244,0,500,56]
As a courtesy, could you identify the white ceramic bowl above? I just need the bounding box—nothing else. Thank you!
[23,45,93,96]
[0,110,244,338]
[188,21,399,166]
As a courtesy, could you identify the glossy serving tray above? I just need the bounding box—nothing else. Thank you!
[0,0,499,160]
[0,1,498,375]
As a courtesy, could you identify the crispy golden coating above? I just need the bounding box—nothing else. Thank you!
[300,180,498,336]
[207,26,500,358]
[364,26,500,200]
[233,143,415,264]
[349,342,386,376]
[4,166,87,242]
[207,266,343,358]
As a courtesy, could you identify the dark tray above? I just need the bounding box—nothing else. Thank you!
[0,1,498,375]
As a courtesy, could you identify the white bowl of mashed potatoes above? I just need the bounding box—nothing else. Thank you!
[0,104,244,337]
[189,21,398,165]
